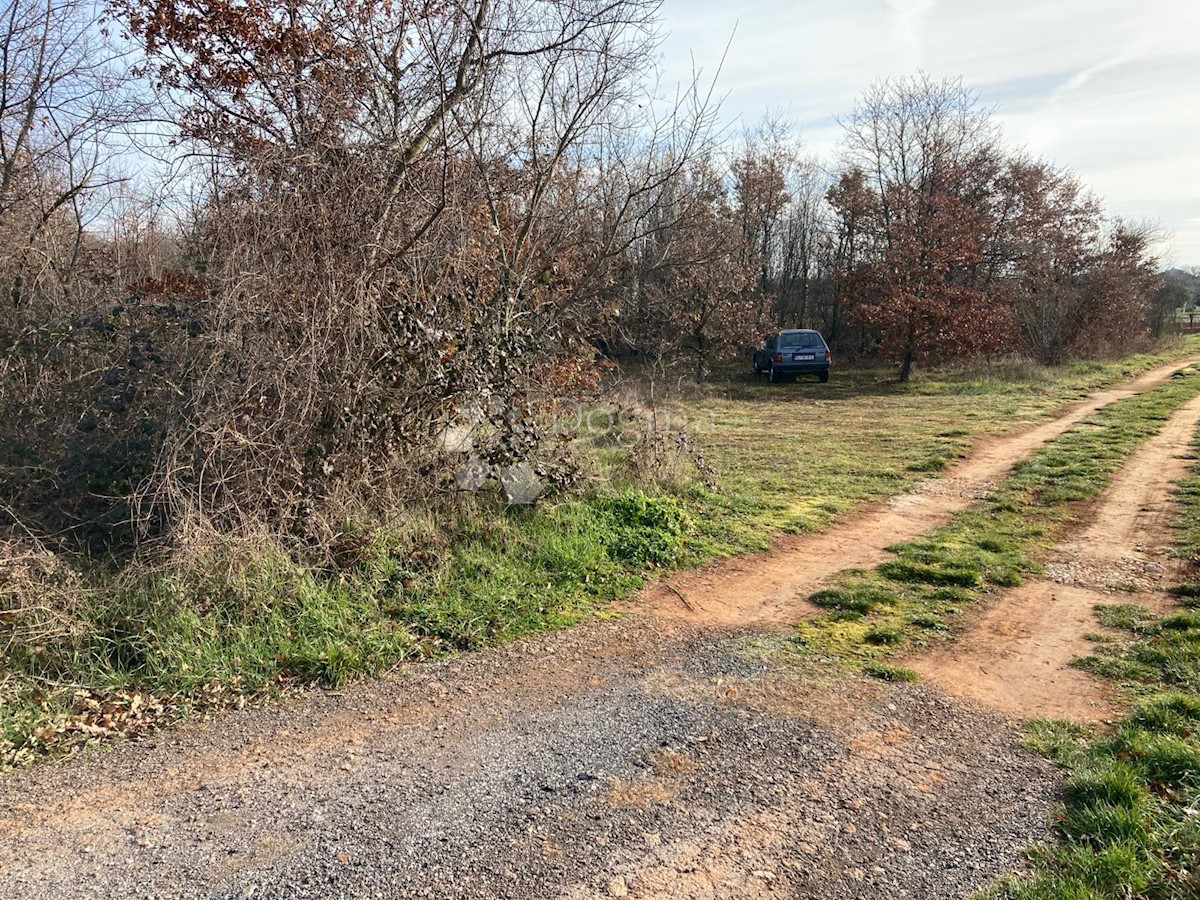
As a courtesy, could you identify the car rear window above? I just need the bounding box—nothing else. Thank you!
[779,332,823,349]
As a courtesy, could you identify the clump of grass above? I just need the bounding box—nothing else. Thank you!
[1071,653,1159,685]
[906,612,947,631]
[1021,718,1091,765]
[907,456,947,473]
[810,582,901,614]
[864,624,904,645]
[1167,580,1200,599]
[1094,603,1158,633]
[1062,761,1149,810]
[879,557,983,587]
[591,491,691,567]
[1160,610,1200,631]
[861,662,919,682]
[1126,692,1200,736]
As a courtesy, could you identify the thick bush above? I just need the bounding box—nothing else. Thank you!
[593,491,690,567]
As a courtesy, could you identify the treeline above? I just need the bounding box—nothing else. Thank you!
[0,0,1181,564]
[602,77,1172,380]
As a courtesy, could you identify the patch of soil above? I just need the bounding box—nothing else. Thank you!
[640,359,1197,626]
[912,581,1126,722]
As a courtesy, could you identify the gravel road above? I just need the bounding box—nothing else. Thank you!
[0,616,1056,899]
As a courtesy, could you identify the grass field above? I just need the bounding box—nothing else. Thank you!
[672,350,1200,547]
[4,342,1199,767]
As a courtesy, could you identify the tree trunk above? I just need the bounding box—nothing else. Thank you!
[897,319,918,382]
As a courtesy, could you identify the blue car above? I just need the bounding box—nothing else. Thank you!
[752,329,831,383]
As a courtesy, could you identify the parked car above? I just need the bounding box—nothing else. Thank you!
[751,329,831,383]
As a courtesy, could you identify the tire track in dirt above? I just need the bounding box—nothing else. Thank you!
[910,390,1200,723]
[639,359,1199,626]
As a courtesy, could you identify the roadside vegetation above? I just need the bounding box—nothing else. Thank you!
[3,347,1195,769]
[2,0,1196,778]
[998,431,1200,899]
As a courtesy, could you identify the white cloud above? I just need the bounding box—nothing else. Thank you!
[657,0,1200,265]
[885,0,937,69]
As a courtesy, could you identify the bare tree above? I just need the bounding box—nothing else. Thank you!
[774,159,829,329]
[104,0,720,551]
[0,0,141,304]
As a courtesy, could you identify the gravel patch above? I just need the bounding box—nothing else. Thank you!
[1044,552,1167,594]
[0,616,1057,899]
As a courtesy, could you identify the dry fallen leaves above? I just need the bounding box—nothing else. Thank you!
[19,689,171,758]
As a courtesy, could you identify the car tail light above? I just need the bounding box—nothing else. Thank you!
[773,352,782,362]
[825,350,831,362]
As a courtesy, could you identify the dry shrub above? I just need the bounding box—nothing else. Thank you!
[627,424,716,487]
[599,377,718,487]
[3,0,729,573]
[87,0,705,564]
[0,535,87,654]
[0,274,207,551]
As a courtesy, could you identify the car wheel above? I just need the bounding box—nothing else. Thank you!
[818,371,829,383]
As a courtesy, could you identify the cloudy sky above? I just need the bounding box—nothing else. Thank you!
[657,0,1200,266]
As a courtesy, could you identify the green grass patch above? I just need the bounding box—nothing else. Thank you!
[0,488,684,766]
[1002,421,1200,899]
[1094,603,1159,633]
[4,343,1199,768]
[1021,718,1092,765]
[861,662,920,682]
[906,611,948,631]
[864,624,905,645]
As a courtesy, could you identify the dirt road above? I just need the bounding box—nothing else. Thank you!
[641,359,1197,626]
[1,359,1195,899]
[911,388,1200,722]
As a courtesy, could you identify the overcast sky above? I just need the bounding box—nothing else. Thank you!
[657,0,1200,267]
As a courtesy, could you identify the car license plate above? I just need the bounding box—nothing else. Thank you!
[794,353,815,361]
